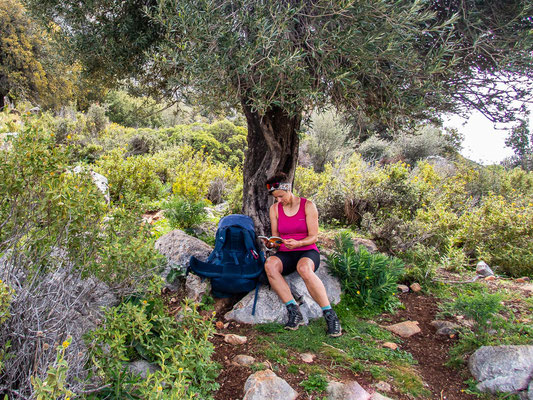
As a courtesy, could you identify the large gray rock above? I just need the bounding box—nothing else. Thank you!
[225,257,341,324]
[327,380,370,400]
[476,261,494,277]
[469,345,533,394]
[155,230,212,289]
[155,230,212,269]
[243,369,298,400]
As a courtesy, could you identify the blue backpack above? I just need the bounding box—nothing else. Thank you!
[189,214,266,314]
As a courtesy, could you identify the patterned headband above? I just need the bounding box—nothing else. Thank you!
[266,182,292,192]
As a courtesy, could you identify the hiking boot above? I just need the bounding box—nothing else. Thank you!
[323,308,342,337]
[284,303,304,330]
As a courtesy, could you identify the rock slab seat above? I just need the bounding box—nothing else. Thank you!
[225,256,341,324]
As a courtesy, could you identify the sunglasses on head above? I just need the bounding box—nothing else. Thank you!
[266,182,282,191]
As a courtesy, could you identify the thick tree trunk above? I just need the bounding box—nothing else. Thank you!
[241,100,302,235]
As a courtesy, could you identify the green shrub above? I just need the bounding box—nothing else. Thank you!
[94,148,164,207]
[453,194,533,277]
[300,373,328,393]
[86,279,219,399]
[164,196,209,229]
[171,145,229,201]
[327,232,404,313]
[0,119,107,270]
[90,207,166,286]
[105,90,163,128]
[450,291,503,334]
[85,103,109,136]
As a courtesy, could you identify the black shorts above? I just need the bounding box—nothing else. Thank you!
[274,250,320,276]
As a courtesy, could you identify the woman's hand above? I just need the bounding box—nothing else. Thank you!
[283,239,301,249]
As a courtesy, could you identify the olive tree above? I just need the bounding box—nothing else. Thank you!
[28,0,533,231]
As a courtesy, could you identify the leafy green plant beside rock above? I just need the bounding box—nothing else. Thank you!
[86,279,219,399]
[327,232,404,314]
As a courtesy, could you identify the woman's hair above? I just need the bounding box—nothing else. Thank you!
[266,172,289,185]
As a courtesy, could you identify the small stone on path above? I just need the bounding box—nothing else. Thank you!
[384,321,421,338]
[374,381,392,392]
[224,334,247,345]
[382,342,398,350]
[300,353,315,363]
[397,284,409,293]
[431,320,459,336]
[233,354,255,366]
[485,276,496,281]
[410,283,422,292]
[327,380,370,400]
[521,284,533,293]
[370,393,394,400]
[243,369,297,400]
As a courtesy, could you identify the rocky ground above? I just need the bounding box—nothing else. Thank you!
[204,292,477,400]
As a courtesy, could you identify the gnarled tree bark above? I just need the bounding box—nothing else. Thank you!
[241,100,301,234]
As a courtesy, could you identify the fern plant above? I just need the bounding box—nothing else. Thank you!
[327,232,404,313]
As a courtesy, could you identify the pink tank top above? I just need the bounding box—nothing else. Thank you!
[277,197,319,252]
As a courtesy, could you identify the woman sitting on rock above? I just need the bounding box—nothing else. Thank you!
[261,172,342,337]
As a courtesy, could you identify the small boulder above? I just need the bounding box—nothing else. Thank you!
[397,284,409,293]
[233,354,255,366]
[127,360,159,379]
[243,370,298,400]
[185,273,209,302]
[353,238,378,253]
[382,342,398,350]
[327,380,370,400]
[469,345,533,395]
[370,393,394,400]
[300,353,315,363]
[224,334,247,345]
[431,320,459,336]
[374,381,391,392]
[476,261,494,277]
[383,321,421,338]
[410,283,422,292]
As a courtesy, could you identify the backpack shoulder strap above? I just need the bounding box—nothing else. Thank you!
[208,226,229,263]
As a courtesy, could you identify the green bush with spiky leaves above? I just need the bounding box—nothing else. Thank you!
[327,232,404,313]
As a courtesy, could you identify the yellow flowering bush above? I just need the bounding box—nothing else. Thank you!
[94,148,164,207]
[453,194,533,277]
[171,145,229,201]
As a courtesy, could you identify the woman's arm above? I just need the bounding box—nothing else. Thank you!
[283,200,319,249]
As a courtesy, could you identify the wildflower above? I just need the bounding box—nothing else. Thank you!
[67,135,71,140]
[142,300,147,305]
[356,291,360,294]
[62,340,70,349]
[179,367,183,373]
[157,386,163,392]
[212,311,216,316]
